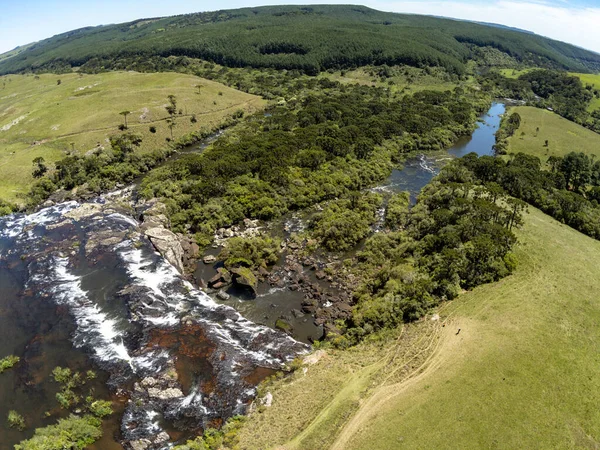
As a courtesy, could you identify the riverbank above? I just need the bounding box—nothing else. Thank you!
[0,72,265,204]
[235,202,600,449]
[191,101,505,345]
[0,193,306,448]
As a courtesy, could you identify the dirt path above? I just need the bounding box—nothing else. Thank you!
[329,312,468,450]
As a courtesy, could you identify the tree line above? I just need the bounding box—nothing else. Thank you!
[3,5,600,77]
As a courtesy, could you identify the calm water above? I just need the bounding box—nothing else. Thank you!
[382,102,505,202]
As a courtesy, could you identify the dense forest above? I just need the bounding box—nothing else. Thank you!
[27,79,486,245]
[481,69,600,134]
[456,151,600,240]
[2,5,600,76]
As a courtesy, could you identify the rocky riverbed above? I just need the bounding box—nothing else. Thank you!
[0,192,307,449]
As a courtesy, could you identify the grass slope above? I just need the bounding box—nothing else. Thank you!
[1,5,599,76]
[570,72,600,112]
[498,68,534,79]
[506,106,600,163]
[238,206,600,449]
[322,66,459,93]
[0,71,264,202]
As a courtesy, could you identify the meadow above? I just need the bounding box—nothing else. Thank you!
[0,71,264,203]
[237,205,600,449]
[505,105,600,163]
[322,66,459,93]
[498,68,534,79]
[570,72,600,112]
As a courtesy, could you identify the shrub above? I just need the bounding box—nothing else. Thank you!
[14,415,102,450]
[218,235,280,270]
[0,355,20,374]
[7,410,26,431]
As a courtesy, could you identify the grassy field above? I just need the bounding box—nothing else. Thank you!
[506,106,600,163]
[0,72,265,203]
[498,70,600,111]
[498,68,534,79]
[237,206,600,449]
[570,72,600,112]
[322,66,460,93]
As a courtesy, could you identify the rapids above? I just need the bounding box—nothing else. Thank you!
[0,194,306,448]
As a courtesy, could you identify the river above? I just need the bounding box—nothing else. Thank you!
[380,101,505,201]
[0,198,306,448]
[0,102,504,448]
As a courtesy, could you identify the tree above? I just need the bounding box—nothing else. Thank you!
[167,118,176,140]
[119,110,131,129]
[547,155,562,173]
[354,137,374,160]
[506,112,521,132]
[165,95,177,118]
[32,157,48,178]
[505,197,528,230]
[560,152,591,191]
[109,133,142,162]
[165,95,177,139]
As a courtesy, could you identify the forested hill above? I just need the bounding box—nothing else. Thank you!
[2,5,600,75]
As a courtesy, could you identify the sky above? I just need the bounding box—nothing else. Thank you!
[1,0,600,55]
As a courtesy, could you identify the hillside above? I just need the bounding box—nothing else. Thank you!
[236,205,600,449]
[0,71,264,203]
[506,106,600,163]
[1,5,600,76]
[570,72,600,112]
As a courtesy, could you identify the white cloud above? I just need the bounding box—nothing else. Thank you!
[365,0,600,53]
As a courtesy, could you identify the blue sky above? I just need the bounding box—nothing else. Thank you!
[1,0,600,54]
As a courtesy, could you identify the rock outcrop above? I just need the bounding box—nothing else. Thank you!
[230,267,258,296]
[144,227,185,274]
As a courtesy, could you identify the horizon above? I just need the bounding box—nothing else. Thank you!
[1,1,600,57]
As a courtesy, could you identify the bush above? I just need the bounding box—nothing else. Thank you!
[309,192,382,252]
[7,410,26,431]
[14,415,102,450]
[218,235,280,270]
[0,355,20,373]
[88,400,113,418]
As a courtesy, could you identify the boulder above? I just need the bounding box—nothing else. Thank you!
[147,387,183,400]
[203,254,217,264]
[63,203,103,220]
[140,202,170,231]
[208,268,232,288]
[303,349,326,366]
[217,290,230,301]
[130,439,151,450]
[261,391,273,407]
[153,432,171,445]
[144,227,185,274]
[275,318,293,334]
[230,267,258,295]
